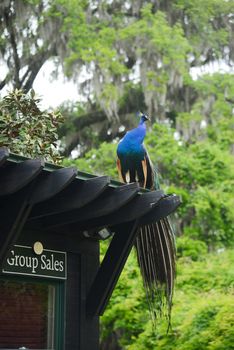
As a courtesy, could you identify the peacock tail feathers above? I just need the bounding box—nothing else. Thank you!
[136,218,176,327]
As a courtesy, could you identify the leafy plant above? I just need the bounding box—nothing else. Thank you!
[176,237,207,261]
[0,89,64,163]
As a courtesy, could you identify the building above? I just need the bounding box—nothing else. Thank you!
[0,147,180,350]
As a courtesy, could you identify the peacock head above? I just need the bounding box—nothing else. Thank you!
[137,111,150,124]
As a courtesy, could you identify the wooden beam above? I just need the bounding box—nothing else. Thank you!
[29,166,77,204]
[0,159,43,196]
[104,190,164,225]
[29,175,110,218]
[86,220,139,316]
[139,195,181,226]
[28,183,139,229]
[66,190,164,234]
[71,182,139,220]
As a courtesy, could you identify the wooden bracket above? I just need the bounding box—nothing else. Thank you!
[86,220,139,316]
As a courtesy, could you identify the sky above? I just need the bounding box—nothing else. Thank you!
[33,61,81,109]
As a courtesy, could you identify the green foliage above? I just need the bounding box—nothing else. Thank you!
[0,89,64,163]
[100,250,149,348]
[101,250,234,349]
[175,0,232,61]
[145,118,234,248]
[176,237,207,261]
[121,7,191,80]
[63,141,118,179]
[176,250,234,293]
[58,0,234,124]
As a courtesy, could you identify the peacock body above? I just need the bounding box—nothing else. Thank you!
[117,112,176,325]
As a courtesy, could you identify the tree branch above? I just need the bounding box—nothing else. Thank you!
[61,111,106,156]
[4,9,21,88]
[0,73,11,91]
[61,110,134,157]
[20,67,30,86]
[225,97,234,104]
[22,46,57,93]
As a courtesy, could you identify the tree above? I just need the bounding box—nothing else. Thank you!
[1,1,234,156]
[0,0,64,92]
[0,0,87,93]
[58,0,234,154]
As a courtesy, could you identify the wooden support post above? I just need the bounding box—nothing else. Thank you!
[86,220,139,316]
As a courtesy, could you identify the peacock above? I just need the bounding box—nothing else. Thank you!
[116,112,176,325]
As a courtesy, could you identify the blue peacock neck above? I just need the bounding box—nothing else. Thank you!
[138,118,147,136]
